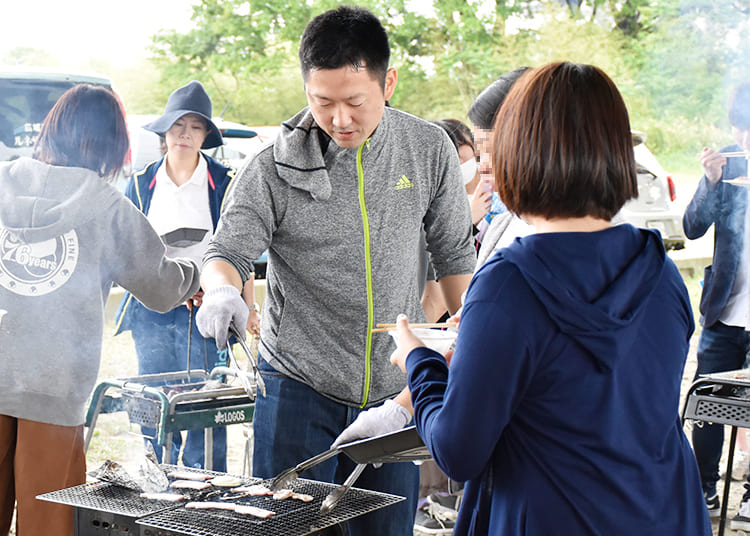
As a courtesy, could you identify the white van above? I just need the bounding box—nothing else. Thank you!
[0,68,114,162]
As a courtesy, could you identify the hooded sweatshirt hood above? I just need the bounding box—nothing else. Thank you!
[0,157,121,243]
[501,224,665,370]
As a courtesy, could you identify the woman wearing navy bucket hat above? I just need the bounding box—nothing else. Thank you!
[114,80,258,470]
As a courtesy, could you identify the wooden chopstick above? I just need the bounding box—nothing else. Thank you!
[371,322,454,333]
[720,151,750,158]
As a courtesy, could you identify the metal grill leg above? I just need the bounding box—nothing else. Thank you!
[204,428,213,471]
[719,426,738,536]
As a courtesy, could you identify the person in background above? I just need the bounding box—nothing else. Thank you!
[0,84,201,536]
[468,67,535,261]
[683,81,750,529]
[420,118,487,323]
[390,62,711,535]
[433,118,492,237]
[410,69,534,536]
[195,6,475,535]
[113,81,254,471]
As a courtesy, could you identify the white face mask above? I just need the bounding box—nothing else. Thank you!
[460,158,477,185]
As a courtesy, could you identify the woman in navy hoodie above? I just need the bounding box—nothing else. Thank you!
[389,62,711,535]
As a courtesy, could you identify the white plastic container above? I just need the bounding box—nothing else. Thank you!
[390,327,458,356]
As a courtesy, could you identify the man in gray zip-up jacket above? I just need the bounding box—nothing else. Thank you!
[197,6,475,535]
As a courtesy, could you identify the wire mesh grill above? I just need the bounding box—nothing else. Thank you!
[37,481,177,517]
[40,466,402,536]
[137,479,403,536]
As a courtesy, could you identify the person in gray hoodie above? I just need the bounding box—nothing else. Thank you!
[196,6,475,535]
[0,84,201,536]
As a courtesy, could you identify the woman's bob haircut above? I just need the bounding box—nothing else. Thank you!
[33,84,129,179]
[492,62,637,221]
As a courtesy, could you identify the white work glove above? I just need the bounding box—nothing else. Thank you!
[195,285,249,349]
[332,399,412,449]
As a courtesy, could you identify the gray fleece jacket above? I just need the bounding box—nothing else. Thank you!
[205,107,476,407]
[0,158,200,426]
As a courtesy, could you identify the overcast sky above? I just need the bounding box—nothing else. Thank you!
[0,0,198,68]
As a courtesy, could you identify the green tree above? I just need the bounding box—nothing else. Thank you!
[139,0,746,174]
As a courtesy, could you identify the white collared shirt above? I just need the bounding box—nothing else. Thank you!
[720,200,750,330]
[147,155,213,267]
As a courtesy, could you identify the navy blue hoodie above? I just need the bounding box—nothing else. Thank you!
[406,224,710,535]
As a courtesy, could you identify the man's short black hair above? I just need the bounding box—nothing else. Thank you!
[299,5,390,86]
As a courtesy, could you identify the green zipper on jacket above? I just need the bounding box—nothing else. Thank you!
[357,139,374,408]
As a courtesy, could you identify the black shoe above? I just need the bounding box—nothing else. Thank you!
[705,492,720,518]
[730,499,750,531]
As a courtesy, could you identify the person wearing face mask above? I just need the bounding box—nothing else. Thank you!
[683,81,750,529]
[433,119,491,237]
[113,81,253,472]
[420,119,486,324]
[468,68,536,262]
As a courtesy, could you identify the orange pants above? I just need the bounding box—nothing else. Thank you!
[0,415,86,536]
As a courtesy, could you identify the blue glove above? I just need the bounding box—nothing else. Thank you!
[195,285,248,349]
[332,399,412,449]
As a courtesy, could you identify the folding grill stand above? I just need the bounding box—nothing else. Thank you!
[682,370,750,536]
[84,369,256,471]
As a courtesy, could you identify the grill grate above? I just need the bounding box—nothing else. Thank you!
[39,466,403,536]
[37,465,229,516]
[137,479,403,536]
[38,481,177,517]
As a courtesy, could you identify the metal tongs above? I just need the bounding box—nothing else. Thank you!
[226,323,266,397]
[268,445,368,514]
[319,463,367,514]
[268,445,341,491]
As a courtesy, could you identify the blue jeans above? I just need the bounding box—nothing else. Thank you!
[691,321,750,494]
[130,303,228,471]
[253,359,419,536]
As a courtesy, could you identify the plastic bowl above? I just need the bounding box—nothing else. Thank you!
[389,327,457,356]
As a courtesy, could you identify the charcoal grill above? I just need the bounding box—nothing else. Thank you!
[38,465,403,536]
[682,369,750,536]
[84,369,256,470]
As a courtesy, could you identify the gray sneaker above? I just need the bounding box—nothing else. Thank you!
[730,498,750,531]
[413,498,457,535]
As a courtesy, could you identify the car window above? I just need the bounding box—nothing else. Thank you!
[0,75,112,162]
[0,79,79,156]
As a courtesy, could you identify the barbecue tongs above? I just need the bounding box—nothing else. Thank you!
[269,445,341,491]
[226,323,266,397]
[268,445,367,514]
